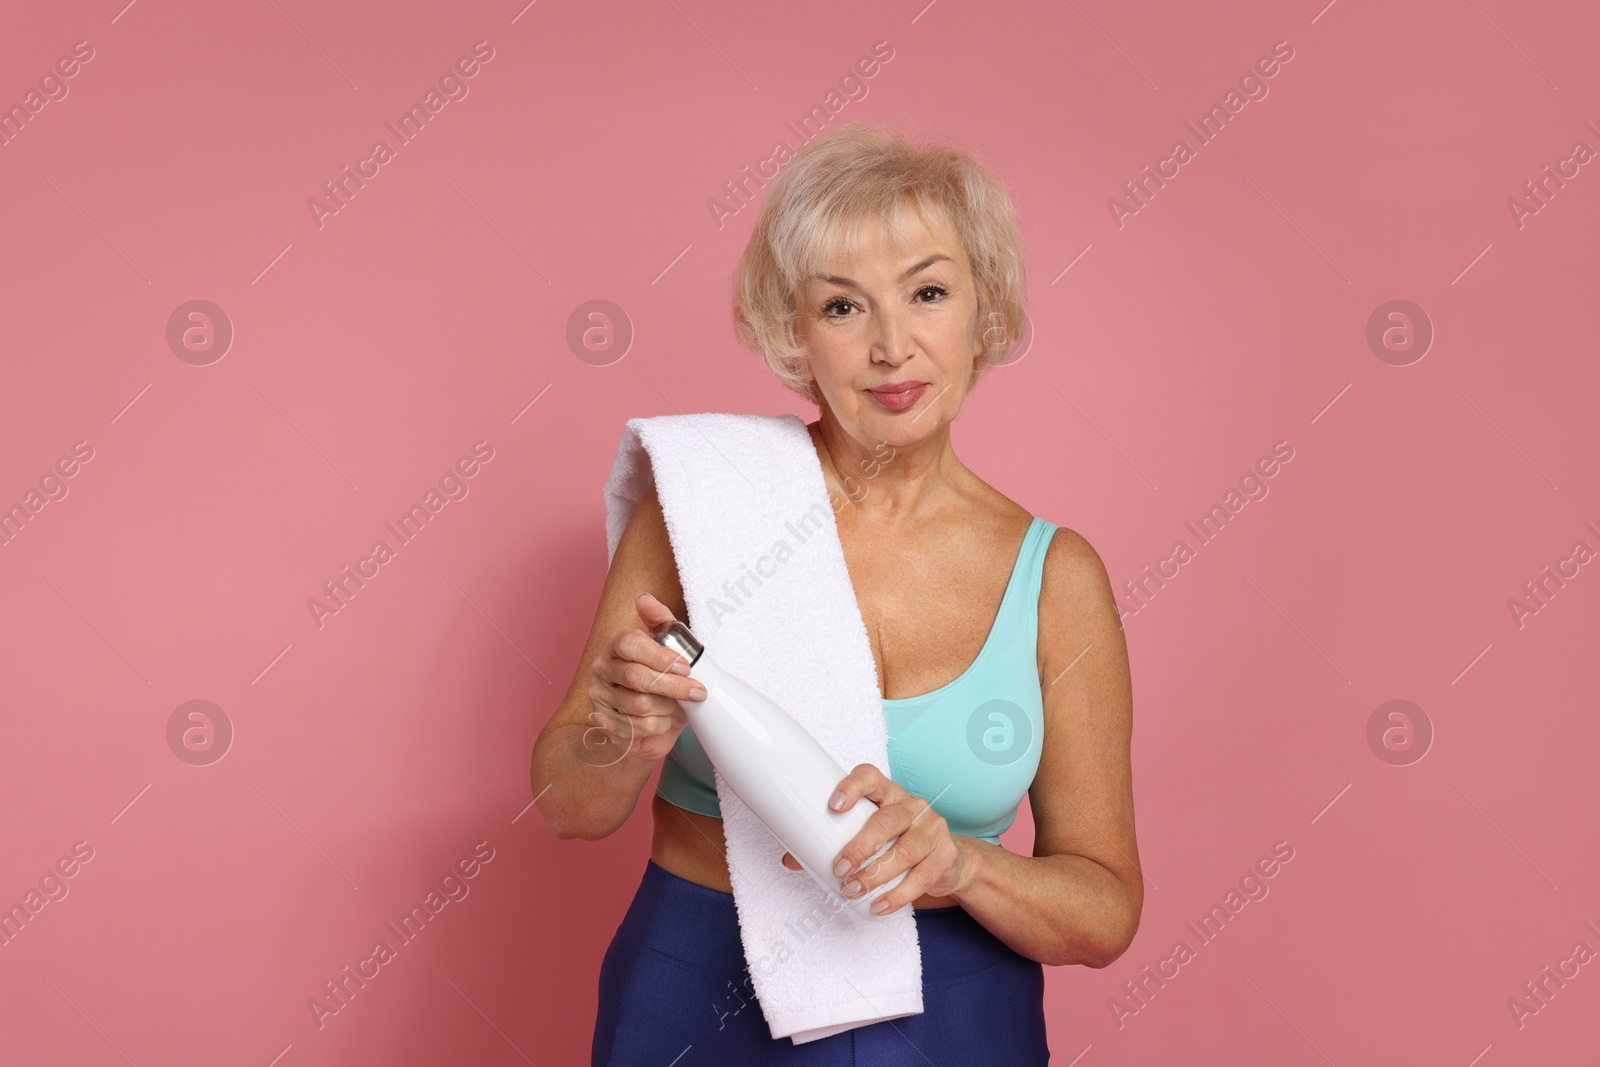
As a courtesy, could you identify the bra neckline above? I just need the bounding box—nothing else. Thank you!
[880,516,1045,707]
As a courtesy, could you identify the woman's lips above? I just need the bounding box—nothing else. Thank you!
[865,383,928,412]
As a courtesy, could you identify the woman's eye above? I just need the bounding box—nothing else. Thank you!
[822,286,945,318]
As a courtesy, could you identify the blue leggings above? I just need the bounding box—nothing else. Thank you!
[593,859,1050,1065]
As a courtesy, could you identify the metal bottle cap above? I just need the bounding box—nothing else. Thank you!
[651,619,703,667]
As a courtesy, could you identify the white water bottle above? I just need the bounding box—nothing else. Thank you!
[653,619,908,924]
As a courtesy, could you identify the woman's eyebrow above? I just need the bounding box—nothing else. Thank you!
[811,253,953,288]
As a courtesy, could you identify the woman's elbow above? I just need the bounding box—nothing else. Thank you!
[1086,882,1144,968]
[1051,881,1143,969]
[529,739,607,841]
[542,811,587,841]
[532,794,614,841]
[1082,923,1139,970]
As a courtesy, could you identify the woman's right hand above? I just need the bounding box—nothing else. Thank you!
[584,592,707,766]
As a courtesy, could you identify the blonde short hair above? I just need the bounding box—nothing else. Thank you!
[732,121,1028,407]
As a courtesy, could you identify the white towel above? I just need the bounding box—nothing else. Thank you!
[603,411,924,1044]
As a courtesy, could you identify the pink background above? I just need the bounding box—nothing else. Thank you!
[3,0,1597,1064]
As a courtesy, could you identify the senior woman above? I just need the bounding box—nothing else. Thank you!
[533,121,1141,1065]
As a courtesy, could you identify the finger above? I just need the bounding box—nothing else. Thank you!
[841,829,929,906]
[846,799,937,893]
[632,596,695,676]
[627,626,699,681]
[829,765,901,875]
[827,762,884,813]
[591,664,684,729]
[867,854,929,916]
[575,706,638,768]
[582,705,638,760]
[781,851,803,871]
[610,636,705,702]
[847,822,916,893]
[588,671,679,727]
[602,684,687,731]
[634,592,678,630]
[588,704,631,737]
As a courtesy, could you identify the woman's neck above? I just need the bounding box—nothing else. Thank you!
[807,412,966,527]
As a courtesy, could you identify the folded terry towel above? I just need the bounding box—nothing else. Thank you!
[603,411,924,1044]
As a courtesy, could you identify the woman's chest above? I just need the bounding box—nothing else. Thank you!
[838,522,1036,701]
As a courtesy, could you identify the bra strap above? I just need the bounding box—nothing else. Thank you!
[1019,519,1057,644]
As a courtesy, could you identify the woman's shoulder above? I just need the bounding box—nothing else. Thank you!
[973,482,1112,616]
[1039,523,1110,589]
[1036,520,1123,660]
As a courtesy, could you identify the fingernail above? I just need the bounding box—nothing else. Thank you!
[841,879,861,897]
[829,789,847,811]
[871,899,891,914]
[668,661,691,676]
[833,858,851,877]
[689,686,707,701]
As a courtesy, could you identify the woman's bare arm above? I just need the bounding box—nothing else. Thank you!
[946,527,1144,967]
[530,480,692,840]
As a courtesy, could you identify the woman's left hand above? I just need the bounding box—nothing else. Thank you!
[780,762,978,914]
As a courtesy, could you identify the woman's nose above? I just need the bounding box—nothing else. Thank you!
[870,307,913,364]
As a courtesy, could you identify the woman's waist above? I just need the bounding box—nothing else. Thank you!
[652,792,965,911]
[619,856,1032,981]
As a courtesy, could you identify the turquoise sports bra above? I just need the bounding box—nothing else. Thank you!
[655,516,1057,847]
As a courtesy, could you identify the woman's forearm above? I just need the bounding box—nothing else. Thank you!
[948,837,1142,968]
[531,718,656,840]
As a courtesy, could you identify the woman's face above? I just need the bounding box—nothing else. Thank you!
[794,205,982,442]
